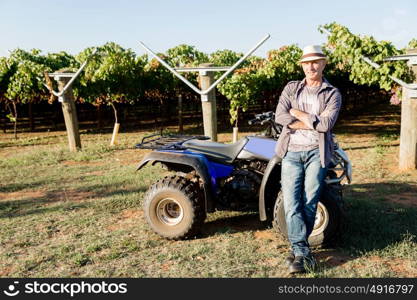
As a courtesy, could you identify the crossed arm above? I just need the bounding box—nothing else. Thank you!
[275,84,342,133]
[288,109,311,130]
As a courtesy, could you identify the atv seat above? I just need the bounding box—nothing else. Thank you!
[182,138,248,164]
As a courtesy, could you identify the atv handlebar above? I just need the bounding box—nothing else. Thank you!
[247,119,257,125]
[248,111,282,138]
[248,111,275,125]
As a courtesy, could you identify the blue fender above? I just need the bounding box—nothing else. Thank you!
[259,155,282,221]
[137,151,215,212]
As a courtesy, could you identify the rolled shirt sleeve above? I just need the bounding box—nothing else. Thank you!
[306,114,319,130]
[275,83,297,126]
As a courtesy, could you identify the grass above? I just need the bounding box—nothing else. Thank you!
[0,103,417,278]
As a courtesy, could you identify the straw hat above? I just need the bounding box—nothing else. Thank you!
[299,45,327,63]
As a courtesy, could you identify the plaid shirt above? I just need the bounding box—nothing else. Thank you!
[274,78,342,167]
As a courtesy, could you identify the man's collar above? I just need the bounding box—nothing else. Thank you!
[321,78,334,90]
[301,78,334,91]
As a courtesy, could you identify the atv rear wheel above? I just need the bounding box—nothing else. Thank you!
[143,175,206,240]
[272,184,344,247]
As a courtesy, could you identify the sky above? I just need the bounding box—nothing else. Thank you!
[0,0,416,58]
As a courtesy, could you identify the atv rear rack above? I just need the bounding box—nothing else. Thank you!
[135,134,210,150]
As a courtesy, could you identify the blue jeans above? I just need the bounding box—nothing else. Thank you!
[281,148,327,257]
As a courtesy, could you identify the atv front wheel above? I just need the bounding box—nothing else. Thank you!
[272,184,344,247]
[143,175,206,240]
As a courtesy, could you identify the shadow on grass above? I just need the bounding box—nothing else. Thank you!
[335,123,400,136]
[0,134,68,149]
[344,143,399,151]
[201,212,267,237]
[334,104,401,136]
[342,182,417,247]
[317,182,417,271]
[0,197,90,218]
[197,181,416,273]
[0,185,148,218]
[0,180,52,193]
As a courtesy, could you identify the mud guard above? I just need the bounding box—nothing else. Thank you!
[137,151,214,212]
[259,155,282,221]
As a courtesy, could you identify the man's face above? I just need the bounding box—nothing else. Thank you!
[301,59,326,81]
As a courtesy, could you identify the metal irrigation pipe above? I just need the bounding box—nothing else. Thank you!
[139,34,271,95]
[41,48,99,98]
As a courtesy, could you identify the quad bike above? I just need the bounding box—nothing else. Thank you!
[136,112,352,246]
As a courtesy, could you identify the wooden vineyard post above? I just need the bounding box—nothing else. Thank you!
[399,49,417,170]
[139,36,270,142]
[43,50,97,151]
[199,63,218,141]
[55,73,82,151]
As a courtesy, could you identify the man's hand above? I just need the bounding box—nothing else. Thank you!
[288,120,311,130]
[289,108,306,119]
[289,108,313,129]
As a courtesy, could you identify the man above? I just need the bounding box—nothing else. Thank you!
[275,45,342,274]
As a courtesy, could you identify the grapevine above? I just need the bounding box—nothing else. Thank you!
[0,22,415,131]
[320,23,415,104]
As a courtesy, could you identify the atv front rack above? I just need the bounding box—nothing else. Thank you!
[136,134,210,150]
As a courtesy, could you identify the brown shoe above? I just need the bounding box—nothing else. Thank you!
[288,256,306,274]
[288,255,317,274]
[285,252,295,267]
